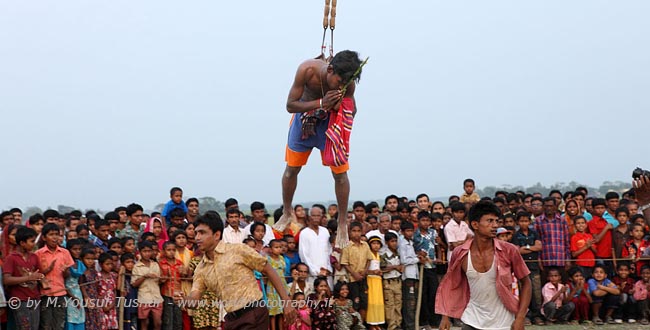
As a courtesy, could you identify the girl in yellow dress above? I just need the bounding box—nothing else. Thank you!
[366,236,385,330]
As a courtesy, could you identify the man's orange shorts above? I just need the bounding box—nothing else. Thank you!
[285,145,349,174]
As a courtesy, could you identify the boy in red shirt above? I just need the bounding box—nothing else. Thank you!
[588,198,613,274]
[571,216,597,276]
[159,241,184,330]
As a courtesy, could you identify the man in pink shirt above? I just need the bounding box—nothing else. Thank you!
[437,200,531,330]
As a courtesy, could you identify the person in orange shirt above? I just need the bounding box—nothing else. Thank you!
[35,223,75,330]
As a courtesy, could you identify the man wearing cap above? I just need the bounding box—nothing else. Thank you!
[437,201,531,330]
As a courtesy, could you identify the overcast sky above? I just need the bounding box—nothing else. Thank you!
[1,1,649,211]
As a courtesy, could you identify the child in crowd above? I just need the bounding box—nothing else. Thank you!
[250,222,268,255]
[159,241,183,330]
[66,229,78,241]
[2,224,20,260]
[267,239,290,330]
[588,199,614,273]
[131,241,163,330]
[571,216,596,276]
[308,276,336,329]
[285,234,301,266]
[541,268,575,324]
[184,222,196,250]
[566,267,592,324]
[622,223,650,276]
[512,212,543,325]
[366,236,385,330]
[333,281,366,330]
[172,230,193,329]
[613,207,631,258]
[98,252,118,329]
[161,187,187,225]
[288,292,311,330]
[588,265,621,324]
[3,227,42,330]
[29,215,45,247]
[108,237,123,255]
[145,217,169,251]
[380,232,403,330]
[290,263,314,296]
[122,237,136,255]
[80,249,102,330]
[330,236,347,284]
[76,225,90,242]
[36,223,75,330]
[633,265,650,324]
[612,262,636,323]
[65,239,86,330]
[399,221,422,330]
[341,222,373,320]
[118,253,139,330]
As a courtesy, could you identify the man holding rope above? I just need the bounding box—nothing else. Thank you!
[277,50,363,247]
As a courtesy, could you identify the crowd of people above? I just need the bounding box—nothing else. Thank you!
[1,177,650,330]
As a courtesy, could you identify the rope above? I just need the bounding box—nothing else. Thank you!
[320,0,337,60]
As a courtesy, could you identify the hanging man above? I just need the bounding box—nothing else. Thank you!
[277,50,363,247]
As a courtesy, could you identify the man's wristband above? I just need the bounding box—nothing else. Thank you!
[640,203,650,213]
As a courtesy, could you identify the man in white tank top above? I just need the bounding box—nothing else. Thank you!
[436,201,532,330]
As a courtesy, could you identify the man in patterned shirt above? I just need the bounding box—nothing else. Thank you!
[534,197,571,278]
[178,212,296,329]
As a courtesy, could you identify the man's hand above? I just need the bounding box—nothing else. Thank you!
[351,271,363,282]
[283,302,297,325]
[440,316,451,330]
[322,90,342,110]
[512,317,525,330]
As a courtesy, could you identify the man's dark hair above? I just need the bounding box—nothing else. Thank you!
[349,221,363,230]
[195,211,224,235]
[16,227,37,244]
[450,201,466,213]
[140,232,156,242]
[104,212,120,222]
[9,207,22,214]
[162,240,176,250]
[592,198,607,208]
[273,208,283,222]
[542,197,556,205]
[615,207,629,217]
[352,201,365,209]
[98,252,113,265]
[576,186,588,195]
[463,178,475,186]
[28,213,45,226]
[365,202,378,214]
[572,191,586,199]
[42,223,60,236]
[384,195,399,205]
[43,209,60,219]
[515,211,531,221]
[94,219,109,230]
[250,201,265,212]
[531,196,543,204]
[76,224,90,234]
[385,232,398,242]
[493,197,506,205]
[417,211,432,221]
[108,237,123,248]
[548,190,562,197]
[169,208,186,219]
[400,221,414,231]
[138,240,155,251]
[226,208,240,217]
[605,192,620,201]
[330,50,362,84]
[312,204,327,214]
[448,195,460,203]
[170,187,183,196]
[225,198,238,209]
[121,253,135,263]
[468,200,501,223]
[186,197,199,206]
[506,193,520,203]
[114,206,127,213]
[126,203,143,217]
[416,193,429,201]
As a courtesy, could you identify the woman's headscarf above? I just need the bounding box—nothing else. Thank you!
[562,199,580,235]
[144,217,169,250]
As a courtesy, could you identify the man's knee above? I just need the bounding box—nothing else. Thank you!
[284,165,302,178]
[332,171,349,183]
